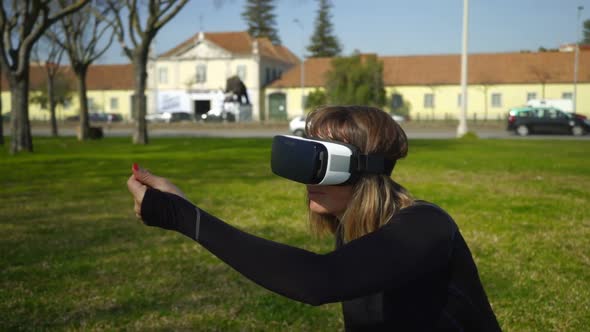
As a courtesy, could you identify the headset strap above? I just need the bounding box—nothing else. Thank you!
[354,155,396,176]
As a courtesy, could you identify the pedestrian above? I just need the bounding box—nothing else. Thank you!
[127,105,501,331]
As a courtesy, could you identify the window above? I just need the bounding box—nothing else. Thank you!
[110,97,119,110]
[491,93,502,108]
[391,93,403,109]
[423,93,434,108]
[237,65,247,81]
[158,67,168,84]
[562,92,573,99]
[196,64,207,83]
[265,68,271,84]
[526,92,537,101]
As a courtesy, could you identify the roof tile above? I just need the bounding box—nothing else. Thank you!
[270,51,590,88]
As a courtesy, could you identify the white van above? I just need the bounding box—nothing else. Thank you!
[526,99,573,113]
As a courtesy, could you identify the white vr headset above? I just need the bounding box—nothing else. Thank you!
[271,135,395,185]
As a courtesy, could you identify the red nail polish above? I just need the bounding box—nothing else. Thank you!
[133,163,139,171]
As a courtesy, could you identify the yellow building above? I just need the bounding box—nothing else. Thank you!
[1,64,135,121]
[148,31,299,121]
[266,50,590,120]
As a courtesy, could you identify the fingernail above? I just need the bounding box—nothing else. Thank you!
[133,163,139,171]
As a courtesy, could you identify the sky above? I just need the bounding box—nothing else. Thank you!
[100,0,590,64]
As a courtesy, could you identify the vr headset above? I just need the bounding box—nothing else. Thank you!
[271,135,395,185]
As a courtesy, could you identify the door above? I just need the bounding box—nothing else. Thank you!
[268,92,287,121]
[194,100,211,118]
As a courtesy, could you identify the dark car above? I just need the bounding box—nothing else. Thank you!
[106,113,123,122]
[507,106,590,136]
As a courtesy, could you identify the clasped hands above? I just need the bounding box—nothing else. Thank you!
[126,163,185,219]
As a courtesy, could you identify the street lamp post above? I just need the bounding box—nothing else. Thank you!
[573,6,584,114]
[457,0,470,137]
[294,19,305,115]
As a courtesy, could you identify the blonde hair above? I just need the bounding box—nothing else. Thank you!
[306,105,414,243]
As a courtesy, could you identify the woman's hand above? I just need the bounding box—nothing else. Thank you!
[127,163,186,219]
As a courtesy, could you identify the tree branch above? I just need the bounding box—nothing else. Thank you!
[153,0,188,31]
[104,1,132,59]
[127,0,141,48]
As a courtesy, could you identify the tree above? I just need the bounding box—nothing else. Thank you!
[325,54,385,107]
[32,29,67,137]
[307,0,341,57]
[305,89,327,111]
[583,19,590,44]
[529,65,553,99]
[50,1,115,141]
[0,0,89,154]
[242,0,281,44]
[107,0,189,145]
[0,65,4,145]
[29,72,73,127]
[389,91,412,118]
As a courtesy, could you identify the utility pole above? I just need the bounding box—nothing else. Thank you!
[457,0,469,137]
[573,6,584,114]
[294,18,305,115]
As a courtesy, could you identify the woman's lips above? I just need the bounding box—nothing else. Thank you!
[307,189,325,197]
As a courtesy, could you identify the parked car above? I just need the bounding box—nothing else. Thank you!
[391,113,409,123]
[507,106,590,136]
[201,109,236,123]
[106,113,123,122]
[289,115,306,136]
[65,113,110,122]
[146,111,193,123]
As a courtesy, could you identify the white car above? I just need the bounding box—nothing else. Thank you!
[391,114,406,123]
[289,115,306,136]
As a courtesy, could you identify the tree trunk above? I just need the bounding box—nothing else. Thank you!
[47,74,58,137]
[9,70,33,153]
[484,87,488,122]
[132,53,149,145]
[75,68,90,140]
[0,76,3,145]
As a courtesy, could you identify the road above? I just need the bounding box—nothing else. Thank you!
[5,123,590,140]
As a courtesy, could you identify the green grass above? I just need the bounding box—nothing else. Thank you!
[1,137,589,331]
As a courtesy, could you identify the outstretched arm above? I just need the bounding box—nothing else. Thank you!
[138,187,457,306]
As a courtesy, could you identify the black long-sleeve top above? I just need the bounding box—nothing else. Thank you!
[141,188,501,331]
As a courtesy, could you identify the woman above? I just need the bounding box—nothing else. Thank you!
[127,106,501,331]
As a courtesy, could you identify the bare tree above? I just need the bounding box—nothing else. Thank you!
[107,0,189,144]
[32,29,66,137]
[49,1,115,140]
[529,65,553,99]
[0,65,4,145]
[0,0,89,154]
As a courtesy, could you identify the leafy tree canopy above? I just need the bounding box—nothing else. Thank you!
[242,0,281,44]
[325,54,385,107]
[29,73,74,110]
[305,89,327,111]
[583,19,590,44]
[307,0,341,57]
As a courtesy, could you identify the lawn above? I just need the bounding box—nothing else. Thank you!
[1,136,589,331]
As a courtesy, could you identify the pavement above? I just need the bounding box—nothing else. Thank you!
[4,123,590,140]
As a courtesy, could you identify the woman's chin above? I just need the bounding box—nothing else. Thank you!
[309,201,331,215]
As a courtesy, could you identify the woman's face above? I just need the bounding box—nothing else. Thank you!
[307,184,353,219]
